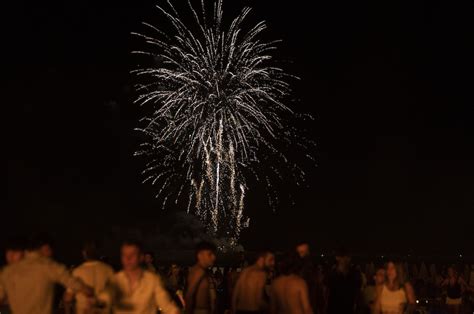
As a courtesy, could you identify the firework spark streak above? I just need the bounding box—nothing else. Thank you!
[133,0,313,242]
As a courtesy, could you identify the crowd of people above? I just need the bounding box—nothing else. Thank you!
[0,235,473,314]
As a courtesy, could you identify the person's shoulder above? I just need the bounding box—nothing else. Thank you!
[189,265,205,277]
[114,270,126,280]
[96,261,114,273]
[0,263,14,277]
[143,269,159,279]
[292,275,307,285]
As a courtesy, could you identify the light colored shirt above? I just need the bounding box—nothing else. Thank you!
[0,251,85,314]
[102,270,179,314]
[380,285,407,314]
[69,260,114,313]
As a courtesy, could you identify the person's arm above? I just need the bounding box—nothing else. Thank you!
[184,267,204,314]
[459,277,468,293]
[299,279,314,314]
[154,274,180,314]
[48,260,93,297]
[440,278,448,287]
[269,282,278,314]
[231,271,243,313]
[404,282,416,314]
[371,285,383,314]
[0,271,6,304]
[63,289,75,314]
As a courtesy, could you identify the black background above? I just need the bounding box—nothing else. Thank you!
[4,0,474,257]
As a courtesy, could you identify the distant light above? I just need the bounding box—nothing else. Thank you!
[426,300,429,304]
[381,255,384,259]
[321,254,325,257]
[416,300,419,304]
[459,254,463,258]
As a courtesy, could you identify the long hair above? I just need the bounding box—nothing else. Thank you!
[385,261,407,289]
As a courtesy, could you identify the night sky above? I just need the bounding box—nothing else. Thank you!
[5,0,474,256]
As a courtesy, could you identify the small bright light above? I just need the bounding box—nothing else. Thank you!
[416,300,419,304]
[426,300,428,304]
[321,254,324,257]
[459,254,463,258]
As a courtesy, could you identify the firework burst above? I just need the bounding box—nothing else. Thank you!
[132,0,313,242]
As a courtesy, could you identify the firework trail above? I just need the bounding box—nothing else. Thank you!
[133,0,313,242]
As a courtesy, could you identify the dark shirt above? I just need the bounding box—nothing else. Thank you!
[327,268,361,314]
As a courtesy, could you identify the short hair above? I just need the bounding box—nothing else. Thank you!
[280,254,305,276]
[256,250,273,261]
[144,251,154,257]
[82,241,99,260]
[121,239,143,252]
[195,241,216,257]
[28,233,54,251]
[335,246,350,257]
[5,236,26,251]
[295,240,310,247]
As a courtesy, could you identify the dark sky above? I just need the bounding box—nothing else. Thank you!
[4,0,474,256]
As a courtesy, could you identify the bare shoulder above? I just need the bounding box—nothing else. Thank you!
[292,276,307,288]
[188,266,205,281]
[404,282,414,291]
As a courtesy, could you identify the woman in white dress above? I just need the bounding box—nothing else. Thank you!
[373,261,416,314]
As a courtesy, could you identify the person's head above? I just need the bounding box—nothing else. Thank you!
[82,241,99,261]
[281,254,305,276]
[386,261,406,287]
[144,252,154,265]
[447,266,457,278]
[5,236,26,264]
[374,267,386,286]
[195,241,217,268]
[255,251,275,271]
[335,247,351,270]
[121,240,144,272]
[170,263,180,276]
[28,233,54,258]
[295,241,310,258]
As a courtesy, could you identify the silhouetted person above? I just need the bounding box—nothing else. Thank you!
[232,250,275,314]
[360,266,385,314]
[144,251,157,273]
[296,241,311,258]
[270,256,313,314]
[326,248,361,314]
[441,266,467,314]
[4,236,25,265]
[185,241,217,314]
[295,241,325,314]
[64,241,114,314]
[0,236,27,314]
[0,234,93,314]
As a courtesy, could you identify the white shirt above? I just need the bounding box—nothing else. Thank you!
[0,251,85,314]
[70,260,114,313]
[101,270,179,314]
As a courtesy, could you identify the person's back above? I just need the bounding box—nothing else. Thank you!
[270,275,313,314]
[72,260,114,313]
[233,265,267,313]
[232,251,275,314]
[1,251,86,314]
